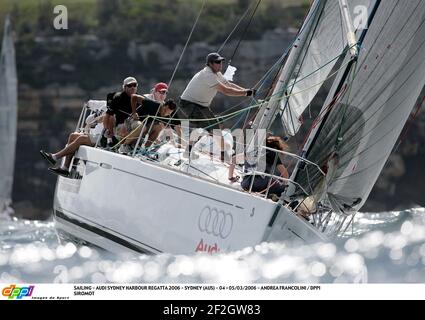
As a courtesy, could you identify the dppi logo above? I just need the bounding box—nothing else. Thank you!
[2,285,34,299]
[198,206,233,239]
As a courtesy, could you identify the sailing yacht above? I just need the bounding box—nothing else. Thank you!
[0,16,18,218]
[52,0,425,254]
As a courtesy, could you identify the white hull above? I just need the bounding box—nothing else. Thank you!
[53,147,326,254]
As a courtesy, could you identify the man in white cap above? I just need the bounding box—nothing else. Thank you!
[103,77,143,150]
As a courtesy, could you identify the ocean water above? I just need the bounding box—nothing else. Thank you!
[1,208,425,283]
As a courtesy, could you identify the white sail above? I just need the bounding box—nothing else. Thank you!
[293,0,425,213]
[0,16,18,213]
[280,0,375,136]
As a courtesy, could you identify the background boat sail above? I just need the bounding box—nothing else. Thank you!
[0,16,17,217]
[52,0,425,254]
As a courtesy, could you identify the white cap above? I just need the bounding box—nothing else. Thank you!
[123,76,138,86]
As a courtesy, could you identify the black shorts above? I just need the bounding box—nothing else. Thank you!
[177,99,221,132]
[241,175,286,196]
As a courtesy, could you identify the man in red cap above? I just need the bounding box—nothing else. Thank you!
[144,82,169,103]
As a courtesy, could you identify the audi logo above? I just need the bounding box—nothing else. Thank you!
[198,206,233,239]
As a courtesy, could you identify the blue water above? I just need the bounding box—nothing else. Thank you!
[1,208,425,283]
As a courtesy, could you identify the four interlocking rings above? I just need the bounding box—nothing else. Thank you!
[198,206,233,239]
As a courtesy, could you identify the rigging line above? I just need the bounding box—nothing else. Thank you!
[336,32,425,151]
[168,0,207,89]
[217,1,257,53]
[344,13,425,117]
[263,43,355,103]
[215,0,315,119]
[228,0,262,64]
[220,2,342,120]
[250,0,322,91]
[146,54,357,130]
[301,0,382,159]
[279,0,326,117]
[334,72,425,168]
[342,1,422,113]
[331,149,392,182]
[334,0,401,102]
[332,35,425,154]
[330,78,425,172]
[299,86,347,149]
[333,60,357,149]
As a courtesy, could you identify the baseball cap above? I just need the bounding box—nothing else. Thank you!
[206,52,225,64]
[123,76,138,86]
[154,82,168,92]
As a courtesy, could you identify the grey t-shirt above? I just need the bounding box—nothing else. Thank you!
[181,67,228,107]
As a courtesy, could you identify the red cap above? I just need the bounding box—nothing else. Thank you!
[154,82,168,92]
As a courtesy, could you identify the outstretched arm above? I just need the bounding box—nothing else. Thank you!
[216,82,248,97]
[277,164,289,179]
[227,82,245,90]
[131,94,145,117]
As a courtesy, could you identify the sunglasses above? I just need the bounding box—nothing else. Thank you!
[126,83,138,88]
[213,60,223,64]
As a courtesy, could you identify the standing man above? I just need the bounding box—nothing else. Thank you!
[177,52,255,151]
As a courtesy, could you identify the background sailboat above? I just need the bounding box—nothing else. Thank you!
[0,16,18,217]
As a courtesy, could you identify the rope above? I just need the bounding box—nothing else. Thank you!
[151,55,355,125]
[108,46,355,152]
[216,1,258,53]
[228,0,262,64]
[167,0,207,89]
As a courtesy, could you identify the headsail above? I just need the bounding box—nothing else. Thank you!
[291,0,425,213]
[0,16,18,213]
[280,0,375,136]
[250,0,327,134]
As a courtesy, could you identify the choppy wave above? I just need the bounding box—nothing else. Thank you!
[1,208,425,283]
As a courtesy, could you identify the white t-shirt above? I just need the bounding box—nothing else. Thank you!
[181,67,228,107]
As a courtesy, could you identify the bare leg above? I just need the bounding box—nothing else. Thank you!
[228,155,237,179]
[145,123,164,147]
[123,126,141,145]
[103,114,116,136]
[53,134,92,168]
